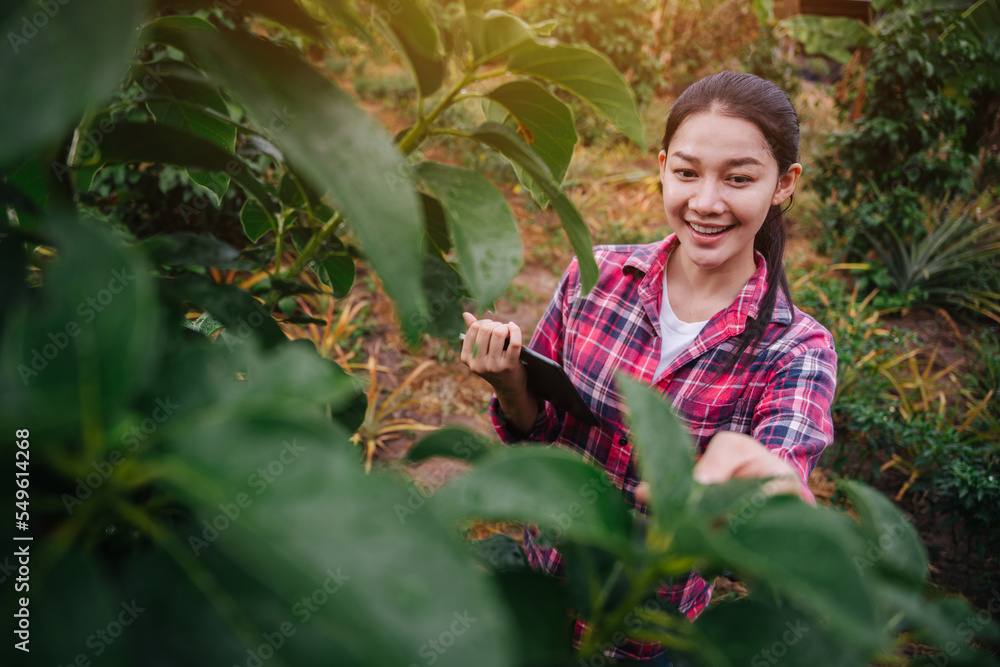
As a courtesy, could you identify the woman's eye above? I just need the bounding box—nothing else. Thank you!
[729,175,752,185]
[675,169,696,179]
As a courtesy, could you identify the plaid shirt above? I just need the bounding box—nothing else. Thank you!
[490,234,837,661]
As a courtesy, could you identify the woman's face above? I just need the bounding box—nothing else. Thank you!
[659,110,800,276]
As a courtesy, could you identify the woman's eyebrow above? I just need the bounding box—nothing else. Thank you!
[670,151,764,168]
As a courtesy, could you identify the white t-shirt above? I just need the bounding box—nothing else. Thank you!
[654,268,708,382]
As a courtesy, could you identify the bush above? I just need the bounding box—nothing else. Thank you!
[813,1,1000,262]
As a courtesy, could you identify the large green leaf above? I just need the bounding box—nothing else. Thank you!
[405,426,498,463]
[486,79,576,206]
[415,162,522,307]
[152,0,326,40]
[165,417,517,667]
[429,446,634,554]
[95,122,276,223]
[17,554,130,666]
[143,60,238,206]
[706,497,883,653]
[778,15,875,64]
[177,28,428,343]
[508,41,644,147]
[240,199,274,243]
[0,0,146,166]
[696,594,869,667]
[162,275,287,350]
[617,376,694,527]
[366,0,445,96]
[0,217,158,441]
[470,122,598,295]
[466,9,536,63]
[840,479,927,585]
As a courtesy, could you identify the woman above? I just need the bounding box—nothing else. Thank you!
[461,70,837,665]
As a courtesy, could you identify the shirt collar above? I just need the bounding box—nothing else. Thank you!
[623,233,793,327]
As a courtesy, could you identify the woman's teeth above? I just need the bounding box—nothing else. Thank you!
[689,222,731,235]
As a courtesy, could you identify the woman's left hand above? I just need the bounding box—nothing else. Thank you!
[634,431,814,506]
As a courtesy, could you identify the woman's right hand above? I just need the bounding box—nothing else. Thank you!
[460,312,528,399]
[461,312,538,432]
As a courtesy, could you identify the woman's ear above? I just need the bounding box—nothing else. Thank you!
[772,162,802,207]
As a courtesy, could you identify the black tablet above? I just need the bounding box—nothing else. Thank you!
[459,333,600,426]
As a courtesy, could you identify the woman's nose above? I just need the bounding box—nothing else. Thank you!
[688,180,726,215]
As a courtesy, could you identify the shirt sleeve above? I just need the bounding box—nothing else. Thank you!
[489,257,579,443]
[751,335,838,483]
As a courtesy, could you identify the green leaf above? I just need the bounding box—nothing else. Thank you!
[486,79,577,190]
[139,232,248,269]
[430,446,634,554]
[367,0,445,96]
[467,10,536,63]
[151,0,326,40]
[25,554,130,666]
[420,193,451,253]
[316,254,355,298]
[470,122,597,294]
[0,0,146,167]
[471,534,529,571]
[405,427,497,463]
[95,122,276,223]
[0,217,158,440]
[494,570,573,665]
[240,199,273,243]
[716,497,883,652]
[840,479,928,585]
[316,0,373,43]
[166,417,517,667]
[420,251,470,338]
[508,41,644,147]
[617,375,694,526]
[139,14,217,51]
[415,162,522,307]
[696,594,869,667]
[778,15,875,64]
[162,275,287,349]
[143,60,238,206]
[178,28,428,344]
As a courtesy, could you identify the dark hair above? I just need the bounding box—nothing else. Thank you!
[660,70,798,374]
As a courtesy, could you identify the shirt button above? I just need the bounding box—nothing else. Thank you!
[619,435,628,446]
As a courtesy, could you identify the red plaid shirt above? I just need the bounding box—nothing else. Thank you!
[490,234,837,660]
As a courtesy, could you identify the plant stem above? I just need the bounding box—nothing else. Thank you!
[280,213,342,282]
[396,66,508,156]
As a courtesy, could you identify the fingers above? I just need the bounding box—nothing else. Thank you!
[692,431,812,503]
[460,313,521,372]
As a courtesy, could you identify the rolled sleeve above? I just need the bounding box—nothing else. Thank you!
[751,340,838,483]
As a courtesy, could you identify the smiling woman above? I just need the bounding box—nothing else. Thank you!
[461,70,838,664]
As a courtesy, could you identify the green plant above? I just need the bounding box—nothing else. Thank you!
[863,193,1000,323]
[2,1,997,665]
[519,0,665,105]
[787,0,1000,262]
[406,378,1000,665]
